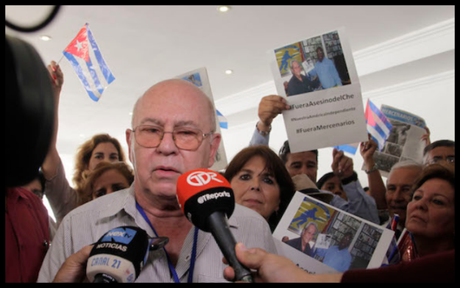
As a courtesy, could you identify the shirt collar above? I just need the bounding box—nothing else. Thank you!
[6,187,35,202]
[98,184,240,230]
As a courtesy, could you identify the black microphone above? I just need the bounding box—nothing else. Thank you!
[86,226,150,283]
[176,169,253,282]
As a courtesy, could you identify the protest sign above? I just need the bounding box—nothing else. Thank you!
[174,67,228,171]
[367,104,427,176]
[270,28,367,153]
[273,192,394,274]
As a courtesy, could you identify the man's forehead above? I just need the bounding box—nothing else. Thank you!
[429,146,455,157]
[387,167,420,183]
[288,151,317,163]
[132,80,213,128]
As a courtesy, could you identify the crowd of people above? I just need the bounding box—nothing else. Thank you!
[5,61,454,283]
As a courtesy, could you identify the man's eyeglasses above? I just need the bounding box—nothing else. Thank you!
[427,156,455,165]
[132,125,213,151]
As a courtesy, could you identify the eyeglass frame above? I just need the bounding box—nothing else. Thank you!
[131,124,214,151]
[427,156,455,165]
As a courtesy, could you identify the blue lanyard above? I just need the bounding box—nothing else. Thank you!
[136,202,198,283]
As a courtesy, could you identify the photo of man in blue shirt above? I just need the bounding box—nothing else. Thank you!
[309,47,343,89]
[315,231,353,272]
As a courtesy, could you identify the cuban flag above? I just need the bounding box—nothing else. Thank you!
[63,23,115,102]
[365,99,393,151]
[216,109,228,129]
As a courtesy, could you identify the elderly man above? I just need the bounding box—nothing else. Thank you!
[38,79,276,282]
[285,222,318,256]
[286,60,316,96]
[384,160,423,238]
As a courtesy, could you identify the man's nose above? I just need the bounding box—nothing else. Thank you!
[156,132,178,155]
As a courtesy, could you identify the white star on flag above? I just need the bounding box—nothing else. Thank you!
[74,40,83,52]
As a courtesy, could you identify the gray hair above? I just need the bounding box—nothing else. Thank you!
[289,59,301,70]
[387,159,423,184]
[303,222,319,234]
[390,159,423,171]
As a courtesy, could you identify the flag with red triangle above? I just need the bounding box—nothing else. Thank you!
[63,23,115,102]
[365,99,392,151]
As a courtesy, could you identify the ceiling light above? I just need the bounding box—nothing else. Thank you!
[218,6,231,13]
[40,35,52,41]
[225,69,233,75]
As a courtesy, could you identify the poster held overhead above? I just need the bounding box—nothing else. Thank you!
[269,28,367,153]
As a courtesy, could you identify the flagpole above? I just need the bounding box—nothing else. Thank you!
[56,54,65,66]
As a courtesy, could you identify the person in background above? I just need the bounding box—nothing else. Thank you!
[80,161,134,205]
[359,136,390,224]
[356,130,425,232]
[22,170,47,200]
[316,172,347,200]
[21,171,57,240]
[6,185,51,283]
[423,139,455,166]
[279,141,379,223]
[400,163,455,261]
[384,160,423,238]
[41,61,128,226]
[224,145,296,232]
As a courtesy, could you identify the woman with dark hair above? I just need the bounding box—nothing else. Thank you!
[316,172,348,201]
[80,161,134,205]
[224,145,295,232]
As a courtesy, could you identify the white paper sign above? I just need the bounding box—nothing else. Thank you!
[273,192,394,274]
[174,67,228,171]
[269,28,367,153]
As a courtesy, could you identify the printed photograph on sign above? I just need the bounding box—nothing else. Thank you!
[274,30,351,98]
[269,28,367,153]
[273,192,394,274]
[363,104,428,177]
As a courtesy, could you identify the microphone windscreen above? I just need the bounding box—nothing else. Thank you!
[176,169,235,232]
[87,226,149,283]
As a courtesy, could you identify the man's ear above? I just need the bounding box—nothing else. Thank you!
[208,133,222,168]
[126,129,134,164]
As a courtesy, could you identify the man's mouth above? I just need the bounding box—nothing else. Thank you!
[153,166,180,174]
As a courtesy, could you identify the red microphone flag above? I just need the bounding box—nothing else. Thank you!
[176,169,234,232]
